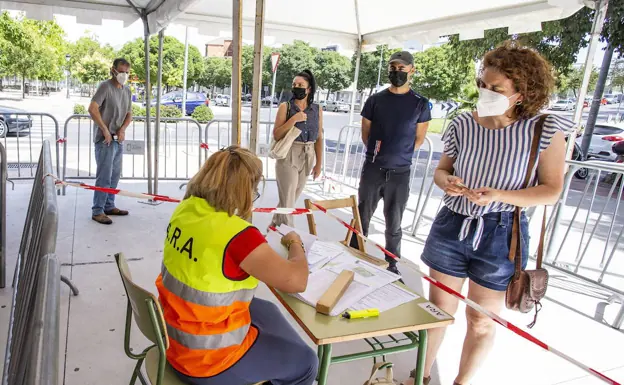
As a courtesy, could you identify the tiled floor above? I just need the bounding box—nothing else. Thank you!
[1,179,623,385]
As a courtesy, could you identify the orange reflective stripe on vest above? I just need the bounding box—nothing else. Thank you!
[157,197,259,377]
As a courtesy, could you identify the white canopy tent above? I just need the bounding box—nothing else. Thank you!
[0,0,601,193]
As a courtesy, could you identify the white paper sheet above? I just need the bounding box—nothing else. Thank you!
[349,283,420,313]
[278,224,317,254]
[291,253,401,316]
[307,241,345,267]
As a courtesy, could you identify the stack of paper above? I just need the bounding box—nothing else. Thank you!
[349,283,420,312]
[266,227,344,270]
[291,253,401,316]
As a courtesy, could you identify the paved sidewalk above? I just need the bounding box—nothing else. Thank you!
[0,179,623,385]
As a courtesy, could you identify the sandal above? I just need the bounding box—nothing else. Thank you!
[105,208,129,216]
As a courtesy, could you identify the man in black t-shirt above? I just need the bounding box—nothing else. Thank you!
[349,51,431,275]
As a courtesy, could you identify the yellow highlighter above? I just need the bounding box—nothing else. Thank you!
[342,308,380,319]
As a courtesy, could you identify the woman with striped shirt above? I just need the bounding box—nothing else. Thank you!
[416,43,574,385]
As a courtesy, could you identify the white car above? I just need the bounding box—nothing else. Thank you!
[215,94,230,106]
[325,100,350,113]
[551,99,574,111]
[575,124,624,161]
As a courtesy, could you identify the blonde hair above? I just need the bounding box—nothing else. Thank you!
[184,145,263,218]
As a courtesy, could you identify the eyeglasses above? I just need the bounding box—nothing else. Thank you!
[253,190,261,202]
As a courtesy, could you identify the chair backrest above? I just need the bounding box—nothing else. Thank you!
[304,195,365,252]
[114,253,170,350]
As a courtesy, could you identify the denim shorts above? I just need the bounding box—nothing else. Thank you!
[421,206,529,291]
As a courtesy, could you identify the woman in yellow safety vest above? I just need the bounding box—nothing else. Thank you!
[156,145,318,385]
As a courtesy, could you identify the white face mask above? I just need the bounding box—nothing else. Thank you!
[476,87,519,117]
[116,72,129,86]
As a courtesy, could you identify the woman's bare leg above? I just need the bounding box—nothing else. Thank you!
[423,269,465,379]
[454,280,505,384]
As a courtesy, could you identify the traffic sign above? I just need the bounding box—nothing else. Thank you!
[271,53,281,73]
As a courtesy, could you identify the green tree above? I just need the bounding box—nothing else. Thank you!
[117,36,204,91]
[74,52,110,92]
[0,13,41,97]
[562,66,599,98]
[411,45,474,101]
[611,59,624,93]
[315,51,352,98]
[198,57,232,94]
[241,45,272,93]
[446,8,594,75]
[67,34,114,75]
[273,41,318,91]
[24,18,66,85]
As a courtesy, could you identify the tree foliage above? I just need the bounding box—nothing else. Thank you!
[315,51,352,96]
[198,57,232,90]
[273,40,318,91]
[411,45,475,101]
[611,59,624,92]
[67,34,114,75]
[557,66,599,97]
[117,36,204,88]
[74,52,110,86]
[241,45,273,91]
[0,12,66,86]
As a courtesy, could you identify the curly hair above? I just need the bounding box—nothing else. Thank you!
[480,41,554,119]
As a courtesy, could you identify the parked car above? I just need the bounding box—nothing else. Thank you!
[318,100,327,110]
[575,123,624,161]
[261,96,279,106]
[551,99,575,111]
[325,100,350,113]
[215,94,230,106]
[0,105,32,138]
[145,91,210,115]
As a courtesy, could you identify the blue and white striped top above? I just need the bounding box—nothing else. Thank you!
[442,112,574,250]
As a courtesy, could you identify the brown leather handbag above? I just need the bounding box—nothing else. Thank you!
[505,114,549,328]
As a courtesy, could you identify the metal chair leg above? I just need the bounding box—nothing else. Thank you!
[61,274,79,295]
[130,357,145,385]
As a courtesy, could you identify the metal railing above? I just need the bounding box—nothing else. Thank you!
[61,115,205,194]
[545,160,624,328]
[3,140,68,384]
[0,142,6,288]
[3,254,60,385]
[0,113,61,182]
[323,125,435,233]
[204,119,277,178]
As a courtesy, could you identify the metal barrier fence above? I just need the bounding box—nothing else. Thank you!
[324,124,435,233]
[0,142,6,288]
[3,141,66,384]
[0,113,61,182]
[545,160,624,329]
[204,119,277,179]
[61,115,205,193]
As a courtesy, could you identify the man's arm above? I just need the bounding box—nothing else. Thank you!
[415,122,429,149]
[89,83,112,144]
[361,117,371,146]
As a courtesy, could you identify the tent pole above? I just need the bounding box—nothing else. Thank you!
[154,29,164,195]
[250,0,266,155]
[232,0,243,145]
[567,0,609,159]
[142,16,153,195]
[349,0,362,125]
[182,26,189,116]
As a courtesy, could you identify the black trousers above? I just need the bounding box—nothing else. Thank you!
[350,161,411,266]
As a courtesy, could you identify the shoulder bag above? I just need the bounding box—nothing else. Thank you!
[363,362,396,385]
[505,114,549,328]
[269,101,302,160]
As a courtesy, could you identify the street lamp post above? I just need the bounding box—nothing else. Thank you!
[65,54,71,99]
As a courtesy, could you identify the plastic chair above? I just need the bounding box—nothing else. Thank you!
[115,253,268,385]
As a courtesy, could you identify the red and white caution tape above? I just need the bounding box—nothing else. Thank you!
[308,202,620,385]
[49,174,621,384]
[48,176,311,215]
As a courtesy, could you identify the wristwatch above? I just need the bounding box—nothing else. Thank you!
[284,240,305,253]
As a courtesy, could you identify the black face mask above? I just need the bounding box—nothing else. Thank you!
[292,87,307,100]
[388,71,408,87]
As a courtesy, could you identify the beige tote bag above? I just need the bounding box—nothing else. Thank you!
[268,101,302,160]
[364,362,396,385]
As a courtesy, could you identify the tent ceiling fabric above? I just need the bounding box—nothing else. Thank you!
[1,0,585,49]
